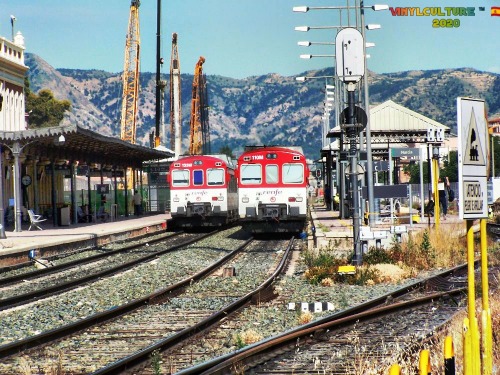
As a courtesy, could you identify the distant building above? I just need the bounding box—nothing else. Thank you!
[0,32,28,131]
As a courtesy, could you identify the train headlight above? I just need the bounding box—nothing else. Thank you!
[288,197,296,202]
[173,197,180,202]
[242,197,249,203]
[295,197,303,202]
[212,196,224,201]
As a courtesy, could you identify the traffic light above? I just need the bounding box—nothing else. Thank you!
[0,94,3,111]
[316,169,321,178]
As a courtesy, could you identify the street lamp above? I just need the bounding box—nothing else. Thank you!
[298,41,335,47]
[295,25,342,32]
[300,54,335,59]
[294,5,389,12]
[295,75,334,82]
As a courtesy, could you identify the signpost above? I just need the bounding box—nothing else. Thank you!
[458,98,488,219]
[457,97,491,374]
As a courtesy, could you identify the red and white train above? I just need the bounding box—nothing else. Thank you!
[236,146,309,233]
[169,154,238,228]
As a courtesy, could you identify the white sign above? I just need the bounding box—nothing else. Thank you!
[457,97,488,219]
[335,28,364,83]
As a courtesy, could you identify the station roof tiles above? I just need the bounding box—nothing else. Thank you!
[0,124,173,169]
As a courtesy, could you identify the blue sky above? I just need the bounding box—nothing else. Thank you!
[0,0,498,78]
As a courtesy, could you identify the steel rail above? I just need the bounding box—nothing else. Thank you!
[0,231,215,311]
[197,287,467,375]
[0,231,180,285]
[90,237,295,375]
[177,261,470,374]
[0,231,237,359]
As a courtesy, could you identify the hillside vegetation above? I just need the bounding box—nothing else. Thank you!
[25,53,500,161]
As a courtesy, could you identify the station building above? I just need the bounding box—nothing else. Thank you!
[0,32,173,233]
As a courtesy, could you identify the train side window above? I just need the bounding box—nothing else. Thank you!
[266,164,278,184]
[193,170,204,186]
[207,168,224,185]
[282,164,304,184]
[240,164,262,185]
[172,170,189,186]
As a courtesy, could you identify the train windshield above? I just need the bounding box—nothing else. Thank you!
[172,170,189,186]
[266,165,278,184]
[282,164,304,184]
[207,168,225,185]
[240,164,262,184]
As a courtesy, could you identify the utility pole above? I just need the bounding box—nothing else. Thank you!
[154,0,163,147]
[336,27,365,265]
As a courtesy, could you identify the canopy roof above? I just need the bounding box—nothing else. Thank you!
[327,100,450,144]
[0,124,173,169]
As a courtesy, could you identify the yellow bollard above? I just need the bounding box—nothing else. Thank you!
[463,317,472,375]
[471,315,481,375]
[388,364,401,375]
[419,349,431,375]
[444,336,455,375]
[480,219,493,375]
[482,308,493,375]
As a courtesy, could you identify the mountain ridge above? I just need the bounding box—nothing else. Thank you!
[24,53,500,161]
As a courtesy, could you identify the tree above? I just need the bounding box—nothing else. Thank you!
[441,150,458,182]
[219,145,235,159]
[26,89,71,128]
[403,150,458,183]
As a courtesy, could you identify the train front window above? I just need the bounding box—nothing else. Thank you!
[266,165,278,184]
[193,170,203,186]
[240,164,262,185]
[172,170,189,186]
[282,164,304,184]
[207,168,224,185]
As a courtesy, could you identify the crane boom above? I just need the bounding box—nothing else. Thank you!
[170,33,182,157]
[189,56,210,155]
[120,0,140,144]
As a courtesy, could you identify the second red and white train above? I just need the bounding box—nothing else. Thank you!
[169,146,309,233]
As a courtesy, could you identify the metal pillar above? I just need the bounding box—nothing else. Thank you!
[0,146,5,238]
[11,142,24,232]
[346,83,361,265]
[71,162,77,224]
[33,159,39,214]
[51,162,57,227]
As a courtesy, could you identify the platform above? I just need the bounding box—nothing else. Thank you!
[0,213,171,266]
[309,205,464,253]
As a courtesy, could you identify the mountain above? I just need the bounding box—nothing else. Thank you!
[24,53,500,161]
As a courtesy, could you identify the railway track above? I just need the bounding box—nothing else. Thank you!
[0,227,250,352]
[0,237,293,374]
[0,231,209,310]
[0,230,177,282]
[175,263,498,374]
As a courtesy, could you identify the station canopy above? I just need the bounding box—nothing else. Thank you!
[0,124,173,169]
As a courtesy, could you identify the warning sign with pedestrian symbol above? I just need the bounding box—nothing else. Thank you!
[457,97,488,220]
[463,108,486,166]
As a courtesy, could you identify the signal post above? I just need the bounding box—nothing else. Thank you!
[457,97,492,375]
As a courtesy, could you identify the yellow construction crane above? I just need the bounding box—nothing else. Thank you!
[189,56,210,155]
[170,33,182,157]
[120,0,141,144]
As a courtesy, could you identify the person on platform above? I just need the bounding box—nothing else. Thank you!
[324,184,332,210]
[133,189,142,216]
[438,176,450,219]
